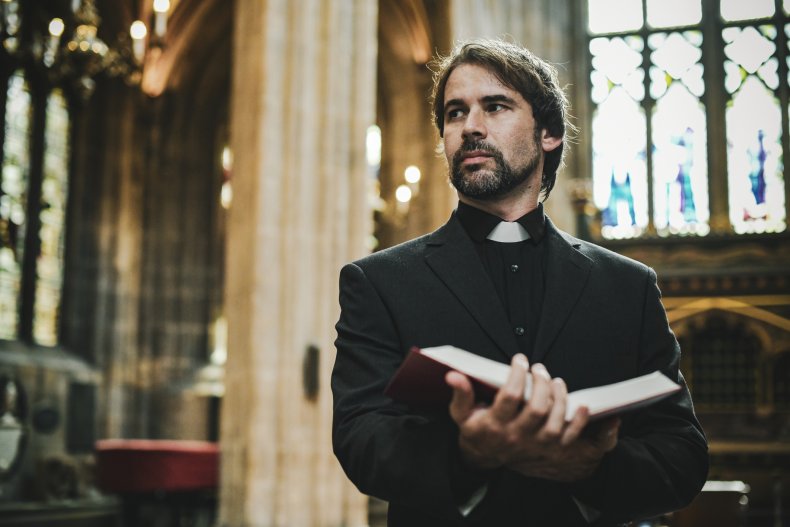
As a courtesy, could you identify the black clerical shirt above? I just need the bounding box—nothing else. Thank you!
[455,201,547,360]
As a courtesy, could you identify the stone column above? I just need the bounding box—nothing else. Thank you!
[219,1,376,526]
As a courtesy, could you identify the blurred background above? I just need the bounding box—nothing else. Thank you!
[0,0,787,526]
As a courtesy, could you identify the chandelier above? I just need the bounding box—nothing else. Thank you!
[0,0,171,98]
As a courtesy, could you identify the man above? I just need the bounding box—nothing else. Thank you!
[332,39,708,526]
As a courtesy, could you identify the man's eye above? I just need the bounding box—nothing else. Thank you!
[487,103,506,112]
[446,109,465,120]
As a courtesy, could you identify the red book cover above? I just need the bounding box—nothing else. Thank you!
[384,346,501,409]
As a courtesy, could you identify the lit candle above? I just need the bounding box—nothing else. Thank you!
[130,20,147,62]
[47,17,64,62]
[153,0,170,38]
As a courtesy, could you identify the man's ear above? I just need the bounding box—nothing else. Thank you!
[540,129,562,153]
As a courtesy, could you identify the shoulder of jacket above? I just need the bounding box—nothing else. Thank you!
[556,227,650,275]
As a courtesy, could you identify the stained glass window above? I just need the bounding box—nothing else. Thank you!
[0,71,31,340]
[725,26,786,234]
[0,7,73,348]
[588,0,788,238]
[34,89,70,346]
[650,31,709,236]
[591,36,648,239]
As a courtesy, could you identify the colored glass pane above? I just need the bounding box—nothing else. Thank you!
[588,0,643,34]
[724,26,775,75]
[589,36,644,102]
[0,72,31,340]
[651,83,709,236]
[726,76,786,234]
[592,87,648,239]
[649,32,704,97]
[33,90,70,346]
[646,0,701,28]
[646,29,709,237]
[721,0,775,21]
[3,0,20,54]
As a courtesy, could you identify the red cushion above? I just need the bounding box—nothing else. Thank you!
[95,439,219,493]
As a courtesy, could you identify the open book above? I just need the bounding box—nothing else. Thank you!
[384,345,681,421]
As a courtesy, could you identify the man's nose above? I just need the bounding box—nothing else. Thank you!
[462,108,487,140]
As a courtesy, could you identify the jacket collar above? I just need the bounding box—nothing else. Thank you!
[425,213,591,363]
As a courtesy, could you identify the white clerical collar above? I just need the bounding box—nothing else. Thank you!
[486,221,531,243]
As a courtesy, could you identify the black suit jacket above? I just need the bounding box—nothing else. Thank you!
[332,213,708,526]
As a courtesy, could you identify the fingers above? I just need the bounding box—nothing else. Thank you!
[510,362,553,431]
[560,405,590,446]
[447,371,475,425]
[535,377,568,441]
[490,354,529,422]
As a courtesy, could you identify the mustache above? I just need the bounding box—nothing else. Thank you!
[459,140,500,155]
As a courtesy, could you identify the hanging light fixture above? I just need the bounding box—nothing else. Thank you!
[0,0,171,99]
[60,0,111,96]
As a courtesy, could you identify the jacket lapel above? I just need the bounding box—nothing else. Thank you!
[531,219,592,364]
[424,215,520,362]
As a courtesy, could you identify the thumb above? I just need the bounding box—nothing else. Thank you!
[446,371,475,425]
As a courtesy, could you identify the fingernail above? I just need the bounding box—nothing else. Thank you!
[514,354,528,368]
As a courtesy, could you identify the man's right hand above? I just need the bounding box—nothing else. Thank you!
[446,354,618,481]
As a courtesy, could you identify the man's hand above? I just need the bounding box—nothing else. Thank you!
[446,354,619,482]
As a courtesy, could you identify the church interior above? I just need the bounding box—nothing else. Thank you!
[0,0,788,526]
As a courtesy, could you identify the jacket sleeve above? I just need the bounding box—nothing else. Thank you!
[570,267,709,523]
[331,262,486,522]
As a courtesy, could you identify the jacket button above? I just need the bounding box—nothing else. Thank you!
[514,326,525,336]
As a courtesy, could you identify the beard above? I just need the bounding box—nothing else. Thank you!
[449,138,540,201]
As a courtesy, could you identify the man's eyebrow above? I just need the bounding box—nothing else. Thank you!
[444,94,519,112]
[444,98,465,111]
[481,94,518,105]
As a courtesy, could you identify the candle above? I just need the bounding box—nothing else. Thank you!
[130,20,147,62]
[153,0,170,38]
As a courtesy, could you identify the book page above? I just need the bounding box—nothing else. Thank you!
[420,346,679,421]
[421,346,533,401]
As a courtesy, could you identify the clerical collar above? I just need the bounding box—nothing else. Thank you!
[456,201,546,243]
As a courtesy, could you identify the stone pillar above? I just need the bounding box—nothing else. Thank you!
[219,1,376,526]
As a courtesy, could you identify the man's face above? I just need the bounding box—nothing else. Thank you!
[442,63,548,200]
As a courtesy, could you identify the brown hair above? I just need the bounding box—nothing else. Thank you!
[430,39,575,199]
